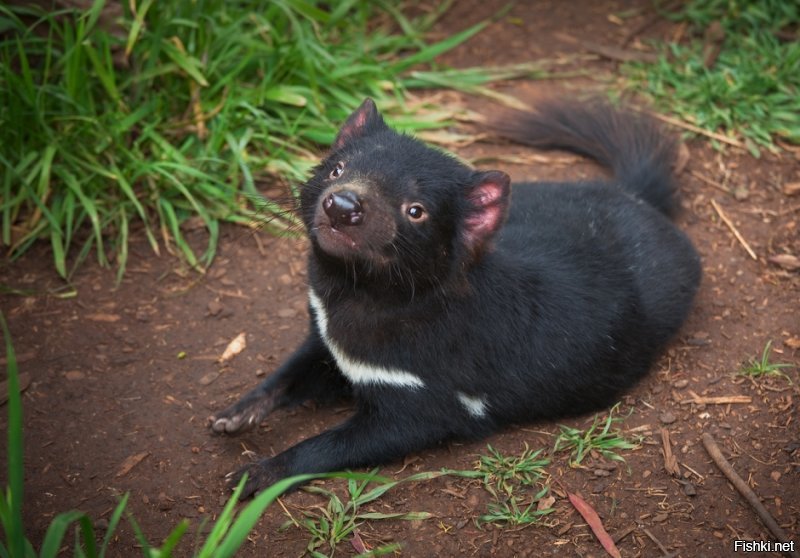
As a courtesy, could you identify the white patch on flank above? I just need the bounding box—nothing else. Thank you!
[308,289,425,389]
[457,392,488,418]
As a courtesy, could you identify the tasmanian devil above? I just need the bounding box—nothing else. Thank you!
[209,97,701,498]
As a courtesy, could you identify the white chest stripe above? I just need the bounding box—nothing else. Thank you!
[308,290,426,389]
[457,392,488,418]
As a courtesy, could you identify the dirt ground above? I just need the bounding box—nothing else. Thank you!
[2,1,798,556]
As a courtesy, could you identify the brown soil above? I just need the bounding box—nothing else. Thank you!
[2,1,798,556]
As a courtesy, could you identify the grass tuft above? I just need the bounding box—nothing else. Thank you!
[281,470,437,558]
[739,340,795,382]
[474,443,549,499]
[622,0,800,156]
[450,444,555,528]
[1,1,544,281]
[553,404,640,467]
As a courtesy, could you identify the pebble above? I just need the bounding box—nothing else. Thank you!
[207,300,224,316]
[157,492,173,511]
[199,371,219,386]
[276,307,298,319]
[659,411,677,424]
[135,308,151,322]
[770,471,781,482]
[64,370,85,380]
[672,379,689,389]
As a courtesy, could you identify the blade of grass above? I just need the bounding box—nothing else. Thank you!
[204,474,315,557]
[0,313,24,558]
[99,494,129,557]
[39,510,87,558]
[125,0,154,57]
[115,204,129,285]
[389,20,488,73]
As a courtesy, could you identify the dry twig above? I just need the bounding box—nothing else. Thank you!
[689,170,731,194]
[647,111,744,148]
[660,429,681,477]
[702,433,800,558]
[554,32,658,63]
[710,199,758,260]
[680,390,752,405]
[642,527,678,558]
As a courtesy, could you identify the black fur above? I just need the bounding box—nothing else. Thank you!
[209,98,701,498]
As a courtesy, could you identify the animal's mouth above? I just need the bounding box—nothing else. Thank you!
[317,224,358,250]
[310,185,397,265]
[314,221,364,260]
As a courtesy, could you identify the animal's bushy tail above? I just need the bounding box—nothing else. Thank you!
[492,99,679,216]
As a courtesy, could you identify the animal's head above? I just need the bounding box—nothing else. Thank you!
[301,98,510,294]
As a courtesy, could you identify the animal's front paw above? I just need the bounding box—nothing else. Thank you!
[208,391,276,434]
[226,459,282,500]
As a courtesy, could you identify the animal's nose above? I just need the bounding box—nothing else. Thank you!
[322,190,364,227]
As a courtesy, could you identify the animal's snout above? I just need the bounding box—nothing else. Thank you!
[323,190,364,227]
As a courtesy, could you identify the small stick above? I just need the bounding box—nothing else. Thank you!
[660,428,681,477]
[702,433,800,558]
[679,461,706,482]
[646,110,743,148]
[680,391,752,405]
[554,32,658,63]
[613,524,636,544]
[642,527,678,558]
[689,169,731,195]
[710,199,758,260]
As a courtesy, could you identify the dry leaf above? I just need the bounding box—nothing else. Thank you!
[220,332,247,361]
[567,491,622,558]
[199,371,220,386]
[116,451,150,477]
[538,494,556,511]
[784,337,800,350]
[783,181,800,197]
[768,254,800,271]
[350,530,368,554]
[86,313,121,322]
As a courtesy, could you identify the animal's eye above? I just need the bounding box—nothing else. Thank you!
[329,161,345,179]
[406,203,426,221]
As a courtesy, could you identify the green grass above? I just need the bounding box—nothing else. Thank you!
[622,0,800,156]
[473,443,549,499]
[739,340,794,382]
[450,444,555,528]
[477,485,554,527]
[281,470,437,558]
[553,404,640,467]
[1,1,560,282]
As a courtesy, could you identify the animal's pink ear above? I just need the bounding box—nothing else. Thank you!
[333,98,386,150]
[462,171,511,257]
